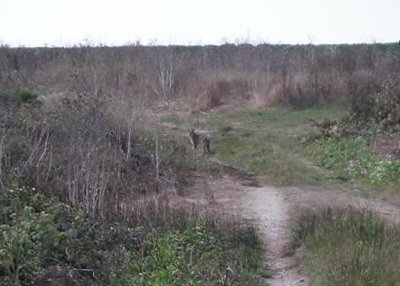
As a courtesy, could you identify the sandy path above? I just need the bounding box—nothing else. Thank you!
[242,187,306,286]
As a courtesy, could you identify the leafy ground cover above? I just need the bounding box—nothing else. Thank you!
[308,135,400,189]
[0,185,265,285]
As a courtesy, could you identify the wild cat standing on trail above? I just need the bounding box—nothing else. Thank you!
[189,129,211,154]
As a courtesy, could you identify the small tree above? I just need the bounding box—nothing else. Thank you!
[151,49,177,103]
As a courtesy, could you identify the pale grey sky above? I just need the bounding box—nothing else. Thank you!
[1,0,398,47]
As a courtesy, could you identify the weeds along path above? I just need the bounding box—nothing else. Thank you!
[182,170,307,286]
[156,114,400,286]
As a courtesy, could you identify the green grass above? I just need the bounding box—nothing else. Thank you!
[212,127,326,185]
[160,105,344,186]
[224,105,343,129]
[292,208,400,286]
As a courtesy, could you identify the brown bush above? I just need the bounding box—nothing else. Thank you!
[196,78,252,110]
[347,69,400,130]
[204,80,231,108]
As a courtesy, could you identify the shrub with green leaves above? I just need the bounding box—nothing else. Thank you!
[15,88,39,103]
[0,88,39,107]
[0,185,111,285]
[309,135,400,185]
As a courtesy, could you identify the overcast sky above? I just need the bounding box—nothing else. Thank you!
[1,0,398,47]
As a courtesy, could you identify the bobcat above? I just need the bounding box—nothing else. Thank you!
[189,129,210,154]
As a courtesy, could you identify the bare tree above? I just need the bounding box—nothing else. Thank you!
[151,49,176,102]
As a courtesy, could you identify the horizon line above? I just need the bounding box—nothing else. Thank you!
[1,40,398,49]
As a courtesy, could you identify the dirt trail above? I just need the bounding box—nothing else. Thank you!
[242,187,306,286]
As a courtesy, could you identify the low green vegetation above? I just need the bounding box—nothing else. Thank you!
[160,106,344,186]
[15,88,39,103]
[214,107,346,186]
[0,186,265,285]
[120,217,265,285]
[308,135,400,188]
[292,208,400,286]
[0,185,112,285]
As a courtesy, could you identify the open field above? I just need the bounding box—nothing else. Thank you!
[1,43,400,285]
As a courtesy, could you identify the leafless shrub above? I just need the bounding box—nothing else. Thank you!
[1,44,397,111]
